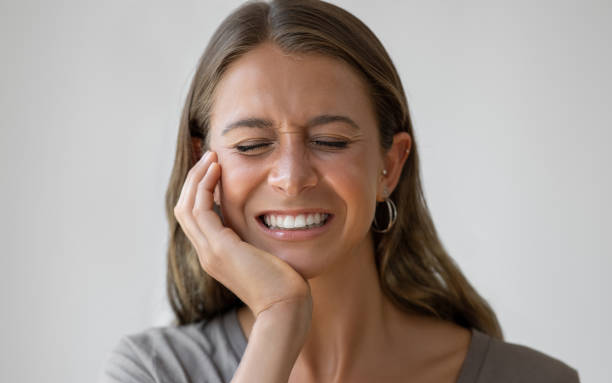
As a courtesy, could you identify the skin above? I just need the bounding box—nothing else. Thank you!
[176,42,471,382]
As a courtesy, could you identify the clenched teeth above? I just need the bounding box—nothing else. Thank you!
[262,213,329,230]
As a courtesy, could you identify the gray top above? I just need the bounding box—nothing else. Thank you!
[99,307,579,383]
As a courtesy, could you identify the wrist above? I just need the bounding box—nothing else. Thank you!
[255,295,313,341]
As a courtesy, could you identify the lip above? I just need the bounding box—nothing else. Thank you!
[255,209,334,241]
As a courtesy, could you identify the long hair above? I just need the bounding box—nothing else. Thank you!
[165,0,503,339]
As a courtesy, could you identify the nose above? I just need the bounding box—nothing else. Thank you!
[267,139,318,196]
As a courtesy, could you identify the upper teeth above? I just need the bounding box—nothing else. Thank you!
[264,213,329,229]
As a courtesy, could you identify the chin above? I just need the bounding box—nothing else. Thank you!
[271,248,331,280]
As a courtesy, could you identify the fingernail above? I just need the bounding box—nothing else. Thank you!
[201,151,210,161]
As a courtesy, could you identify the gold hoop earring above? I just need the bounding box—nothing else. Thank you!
[372,198,397,233]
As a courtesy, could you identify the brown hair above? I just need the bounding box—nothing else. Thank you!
[165,0,503,339]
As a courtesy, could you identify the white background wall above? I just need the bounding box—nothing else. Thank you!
[1,0,609,382]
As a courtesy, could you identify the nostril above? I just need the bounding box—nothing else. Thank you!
[267,168,319,196]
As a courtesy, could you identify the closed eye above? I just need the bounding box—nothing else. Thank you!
[312,140,349,149]
[234,138,350,155]
[235,141,272,153]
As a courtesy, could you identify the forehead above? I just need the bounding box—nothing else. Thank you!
[209,42,377,132]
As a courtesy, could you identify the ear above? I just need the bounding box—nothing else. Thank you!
[191,137,203,163]
[377,132,411,201]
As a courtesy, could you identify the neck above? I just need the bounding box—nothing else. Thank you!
[236,234,409,381]
[291,234,399,381]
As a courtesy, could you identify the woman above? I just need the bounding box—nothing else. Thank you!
[102,1,579,382]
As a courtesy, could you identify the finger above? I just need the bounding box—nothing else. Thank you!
[178,212,211,253]
[191,162,241,278]
[193,163,241,250]
[193,161,220,213]
[177,150,213,207]
[174,151,217,252]
[177,151,217,210]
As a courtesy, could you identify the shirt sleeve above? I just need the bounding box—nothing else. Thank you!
[97,317,242,383]
[98,337,156,383]
[550,365,580,383]
[476,334,581,383]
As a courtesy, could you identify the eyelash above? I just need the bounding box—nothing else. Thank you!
[313,140,348,148]
[235,139,349,153]
[236,142,271,152]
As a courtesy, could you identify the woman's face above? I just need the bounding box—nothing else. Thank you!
[208,43,389,279]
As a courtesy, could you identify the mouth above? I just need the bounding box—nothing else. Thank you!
[257,211,332,231]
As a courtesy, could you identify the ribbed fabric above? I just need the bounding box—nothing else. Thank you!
[457,328,580,383]
[100,308,246,383]
[100,308,579,383]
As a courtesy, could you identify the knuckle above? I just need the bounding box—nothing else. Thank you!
[191,204,207,217]
[174,201,188,214]
[218,228,239,248]
[192,236,206,250]
[208,236,225,254]
[219,227,236,241]
[185,168,195,180]
[197,253,211,272]
[173,205,182,216]
[193,242,210,264]
[202,251,223,274]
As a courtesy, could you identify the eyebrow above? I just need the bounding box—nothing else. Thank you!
[221,114,360,135]
[221,118,274,135]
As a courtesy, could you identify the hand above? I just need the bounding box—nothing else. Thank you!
[173,151,312,318]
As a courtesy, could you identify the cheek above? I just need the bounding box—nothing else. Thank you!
[324,150,380,224]
[217,155,262,228]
